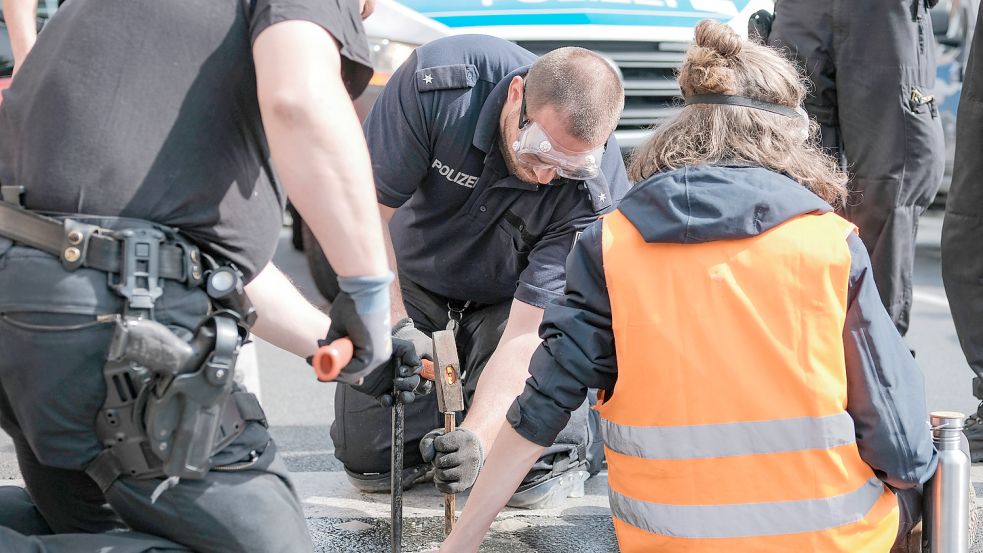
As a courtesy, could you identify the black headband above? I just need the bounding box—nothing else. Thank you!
[684,94,802,119]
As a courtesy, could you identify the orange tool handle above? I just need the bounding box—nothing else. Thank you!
[312,338,354,382]
[313,340,437,383]
[420,359,435,381]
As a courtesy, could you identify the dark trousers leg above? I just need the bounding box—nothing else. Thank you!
[0,487,51,537]
[0,248,313,553]
[331,279,452,474]
[0,331,312,553]
[834,0,944,336]
[106,442,312,553]
[772,0,945,336]
[0,527,190,553]
[332,278,601,483]
[944,0,983,390]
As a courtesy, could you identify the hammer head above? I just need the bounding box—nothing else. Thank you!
[431,329,464,414]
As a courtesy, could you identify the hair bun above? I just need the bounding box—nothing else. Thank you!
[678,20,743,96]
[694,19,742,59]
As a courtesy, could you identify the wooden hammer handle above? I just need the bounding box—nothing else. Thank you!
[444,411,457,536]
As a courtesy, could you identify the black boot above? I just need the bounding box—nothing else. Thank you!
[964,404,983,463]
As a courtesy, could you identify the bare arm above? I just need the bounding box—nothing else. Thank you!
[245,262,330,359]
[440,424,545,553]
[460,300,544,451]
[253,21,387,280]
[2,0,37,76]
[379,204,408,321]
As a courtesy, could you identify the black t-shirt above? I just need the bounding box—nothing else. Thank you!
[0,0,372,280]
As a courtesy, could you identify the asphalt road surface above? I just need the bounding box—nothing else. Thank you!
[0,208,978,552]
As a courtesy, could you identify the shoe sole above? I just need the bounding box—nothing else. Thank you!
[506,470,589,510]
[345,465,432,494]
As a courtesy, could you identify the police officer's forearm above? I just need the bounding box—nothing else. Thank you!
[254,21,388,280]
[439,423,544,553]
[460,300,544,450]
[3,0,38,75]
[379,205,409,321]
[245,262,330,359]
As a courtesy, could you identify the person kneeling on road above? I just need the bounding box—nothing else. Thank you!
[440,20,940,553]
[0,0,422,551]
[330,34,630,507]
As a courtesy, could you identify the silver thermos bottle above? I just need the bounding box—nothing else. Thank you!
[924,411,971,553]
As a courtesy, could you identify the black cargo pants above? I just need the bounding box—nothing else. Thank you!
[770,0,946,336]
[943,2,983,389]
[0,232,313,553]
[331,276,601,488]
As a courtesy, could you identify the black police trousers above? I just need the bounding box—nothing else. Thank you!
[770,0,945,336]
[944,1,983,391]
[331,276,602,488]
[0,235,312,553]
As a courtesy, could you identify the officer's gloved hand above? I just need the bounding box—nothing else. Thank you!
[420,427,483,494]
[392,318,433,361]
[323,273,394,385]
[353,338,424,406]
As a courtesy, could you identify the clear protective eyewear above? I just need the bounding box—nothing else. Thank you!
[511,91,604,181]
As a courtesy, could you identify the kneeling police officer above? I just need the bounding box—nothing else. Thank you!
[332,34,629,507]
[0,0,415,551]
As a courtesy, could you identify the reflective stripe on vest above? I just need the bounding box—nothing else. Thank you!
[598,209,899,552]
[609,476,885,538]
[600,411,856,460]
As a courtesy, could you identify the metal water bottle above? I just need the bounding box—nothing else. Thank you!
[924,411,971,553]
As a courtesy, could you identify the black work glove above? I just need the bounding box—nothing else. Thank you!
[353,338,424,406]
[323,274,393,385]
[392,318,433,361]
[419,427,483,494]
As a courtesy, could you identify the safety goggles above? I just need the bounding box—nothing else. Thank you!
[511,92,604,181]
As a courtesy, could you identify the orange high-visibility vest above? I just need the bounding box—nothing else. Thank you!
[597,209,899,552]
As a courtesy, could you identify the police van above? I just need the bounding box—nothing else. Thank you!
[356,0,773,152]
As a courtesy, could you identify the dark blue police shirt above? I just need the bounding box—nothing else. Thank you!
[364,35,629,309]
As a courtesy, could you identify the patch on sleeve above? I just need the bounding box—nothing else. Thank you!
[415,64,479,92]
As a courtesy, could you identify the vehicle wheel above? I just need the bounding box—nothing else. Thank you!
[301,221,340,303]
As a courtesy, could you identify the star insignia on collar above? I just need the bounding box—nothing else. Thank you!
[597,193,607,202]
[423,73,433,84]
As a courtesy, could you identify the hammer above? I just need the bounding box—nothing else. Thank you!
[431,329,465,536]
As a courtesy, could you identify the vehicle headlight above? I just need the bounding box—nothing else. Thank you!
[368,38,418,87]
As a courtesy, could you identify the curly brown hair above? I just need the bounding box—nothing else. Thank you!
[628,19,848,206]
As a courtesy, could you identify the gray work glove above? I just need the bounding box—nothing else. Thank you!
[392,318,433,361]
[419,427,483,494]
[323,273,394,385]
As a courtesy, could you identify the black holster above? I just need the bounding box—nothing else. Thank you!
[86,254,263,490]
[88,311,261,490]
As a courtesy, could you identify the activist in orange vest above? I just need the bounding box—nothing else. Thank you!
[438,19,938,553]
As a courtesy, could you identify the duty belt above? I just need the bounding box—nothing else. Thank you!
[0,200,204,308]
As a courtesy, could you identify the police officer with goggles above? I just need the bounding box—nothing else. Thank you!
[0,0,419,551]
[331,34,629,507]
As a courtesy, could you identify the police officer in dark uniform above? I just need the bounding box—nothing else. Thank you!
[331,34,629,507]
[945,1,983,461]
[0,0,415,551]
[767,0,945,337]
